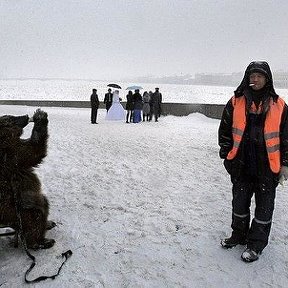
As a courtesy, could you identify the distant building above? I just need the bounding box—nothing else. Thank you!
[129,71,288,88]
[193,71,288,88]
[193,72,242,87]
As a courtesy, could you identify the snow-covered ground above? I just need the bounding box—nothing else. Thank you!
[1,105,288,288]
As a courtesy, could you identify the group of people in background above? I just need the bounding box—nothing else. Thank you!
[125,88,162,123]
[90,87,162,124]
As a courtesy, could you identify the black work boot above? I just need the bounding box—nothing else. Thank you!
[221,233,247,249]
[241,248,261,262]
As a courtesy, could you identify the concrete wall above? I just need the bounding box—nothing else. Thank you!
[0,100,225,120]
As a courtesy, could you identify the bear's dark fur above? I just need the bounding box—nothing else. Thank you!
[0,109,55,249]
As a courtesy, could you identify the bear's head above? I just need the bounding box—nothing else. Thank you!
[0,115,29,148]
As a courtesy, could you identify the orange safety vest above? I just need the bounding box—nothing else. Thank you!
[227,95,285,173]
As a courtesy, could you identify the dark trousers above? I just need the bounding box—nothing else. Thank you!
[106,103,112,112]
[149,108,159,122]
[231,178,276,252]
[143,114,150,121]
[126,110,133,122]
[91,107,98,123]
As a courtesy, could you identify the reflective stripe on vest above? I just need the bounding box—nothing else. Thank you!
[227,95,285,173]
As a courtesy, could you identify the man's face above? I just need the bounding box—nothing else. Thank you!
[249,72,267,90]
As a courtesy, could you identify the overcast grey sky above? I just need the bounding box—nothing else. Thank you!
[1,0,288,80]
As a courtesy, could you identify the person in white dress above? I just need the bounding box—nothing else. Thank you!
[105,90,126,121]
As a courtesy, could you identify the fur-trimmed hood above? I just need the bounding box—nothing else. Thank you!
[234,61,278,100]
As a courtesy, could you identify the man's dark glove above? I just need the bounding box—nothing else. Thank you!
[279,166,288,185]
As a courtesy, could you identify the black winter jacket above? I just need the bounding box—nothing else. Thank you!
[90,93,99,108]
[218,95,288,182]
[133,92,143,110]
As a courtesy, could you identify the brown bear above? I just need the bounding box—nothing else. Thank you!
[0,109,55,250]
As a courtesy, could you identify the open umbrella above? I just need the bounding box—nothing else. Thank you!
[126,85,143,90]
[107,83,122,89]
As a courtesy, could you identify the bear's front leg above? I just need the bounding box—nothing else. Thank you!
[18,109,49,167]
[31,109,48,145]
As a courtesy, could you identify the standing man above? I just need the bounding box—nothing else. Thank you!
[90,88,99,124]
[218,61,288,262]
[104,88,113,112]
[157,87,163,118]
[150,87,162,122]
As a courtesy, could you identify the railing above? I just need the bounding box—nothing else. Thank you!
[0,100,225,120]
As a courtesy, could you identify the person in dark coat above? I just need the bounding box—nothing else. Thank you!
[156,87,163,118]
[142,91,151,121]
[148,91,153,120]
[125,90,134,123]
[133,89,143,123]
[90,88,99,124]
[104,88,113,112]
[218,61,288,262]
[149,87,162,122]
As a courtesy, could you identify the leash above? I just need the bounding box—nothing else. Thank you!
[11,173,73,283]
[24,250,73,283]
